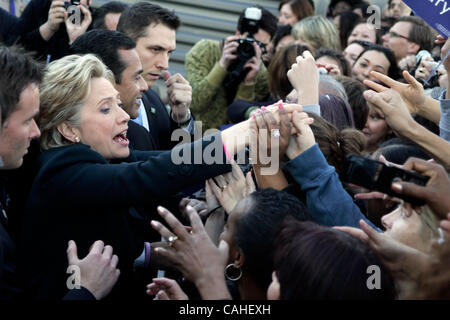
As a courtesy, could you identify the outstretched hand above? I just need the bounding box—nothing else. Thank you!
[146,277,189,300]
[363,88,415,137]
[287,50,319,105]
[150,206,231,299]
[66,240,120,300]
[391,158,450,220]
[363,70,427,116]
[208,159,255,214]
[285,111,315,160]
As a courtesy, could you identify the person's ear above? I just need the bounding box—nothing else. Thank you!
[57,122,81,143]
[233,247,245,268]
[408,42,420,56]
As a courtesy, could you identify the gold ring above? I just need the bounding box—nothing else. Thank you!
[168,235,178,247]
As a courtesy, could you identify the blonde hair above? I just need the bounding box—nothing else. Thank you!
[292,15,341,53]
[419,205,440,246]
[38,54,114,150]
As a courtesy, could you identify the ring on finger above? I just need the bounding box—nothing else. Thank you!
[167,235,179,247]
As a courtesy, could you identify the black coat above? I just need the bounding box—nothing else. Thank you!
[0,8,20,45]
[18,133,230,300]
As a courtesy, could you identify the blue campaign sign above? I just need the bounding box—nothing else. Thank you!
[403,0,450,38]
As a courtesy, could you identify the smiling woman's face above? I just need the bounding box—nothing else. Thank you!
[75,77,131,160]
[352,50,390,83]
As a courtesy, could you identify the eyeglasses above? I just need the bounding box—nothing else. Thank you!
[387,31,411,42]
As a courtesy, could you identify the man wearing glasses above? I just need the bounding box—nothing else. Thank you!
[185,6,277,130]
[382,16,435,62]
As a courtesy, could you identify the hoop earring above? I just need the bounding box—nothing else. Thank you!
[225,263,242,281]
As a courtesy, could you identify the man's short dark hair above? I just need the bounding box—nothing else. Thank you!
[70,30,136,84]
[398,16,435,52]
[92,1,129,30]
[116,2,180,41]
[0,45,43,125]
[237,5,277,39]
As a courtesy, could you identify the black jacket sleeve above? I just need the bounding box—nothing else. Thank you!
[0,8,20,45]
[63,287,96,300]
[35,132,231,209]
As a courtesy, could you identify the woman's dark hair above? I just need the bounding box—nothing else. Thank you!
[374,138,431,165]
[234,188,311,291]
[353,2,371,18]
[308,112,366,175]
[315,48,351,76]
[336,11,361,49]
[279,0,315,23]
[238,5,278,39]
[355,44,400,80]
[272,24,292,50]
[349,21,382,45]
[274,219,396,299]
[334,75,369,130]
[318,94,355,130]
[268,44,310,99]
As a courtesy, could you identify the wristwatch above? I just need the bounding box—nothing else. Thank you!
[171,109,192,127]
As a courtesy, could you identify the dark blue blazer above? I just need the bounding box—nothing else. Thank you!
[18,133,230,300]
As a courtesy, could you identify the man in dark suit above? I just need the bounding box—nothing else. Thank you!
[70,29,158,151]
[117,2,195,151]
[0,45,119,300]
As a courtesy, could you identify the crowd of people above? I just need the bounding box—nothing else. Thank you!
[0,0,449,301]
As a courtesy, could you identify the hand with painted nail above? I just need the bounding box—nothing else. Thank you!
[286,111,315,159]
[150,206,232,300]
[250,103,291,167]
[391,157,450,220]
[146,277,189,300]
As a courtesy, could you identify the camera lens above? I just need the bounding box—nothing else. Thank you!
[238,40,255,61]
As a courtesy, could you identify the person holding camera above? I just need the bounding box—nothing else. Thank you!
[185,6,277,130]
[17,0,92,62]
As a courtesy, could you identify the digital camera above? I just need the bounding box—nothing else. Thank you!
[64,0,80,10]
[224,7,263,95]
[341,154,429,206]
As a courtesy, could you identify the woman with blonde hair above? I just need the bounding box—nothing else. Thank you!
[292,15,341,54]
[18,54,301,300]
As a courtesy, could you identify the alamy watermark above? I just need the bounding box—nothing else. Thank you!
[366,265,382,290]
[66,265,81,290]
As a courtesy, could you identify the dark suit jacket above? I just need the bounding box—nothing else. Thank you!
[0,8,20,45]
[18,132,230,300]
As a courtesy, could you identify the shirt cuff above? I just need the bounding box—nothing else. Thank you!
[303,104,321,116]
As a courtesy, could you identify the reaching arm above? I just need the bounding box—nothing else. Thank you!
[363,89,450,168]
